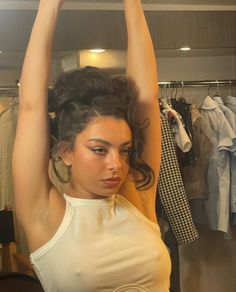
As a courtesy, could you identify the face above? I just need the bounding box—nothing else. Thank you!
[61,116,132,199]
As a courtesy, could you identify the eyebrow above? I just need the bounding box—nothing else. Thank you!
[87,138,132,147]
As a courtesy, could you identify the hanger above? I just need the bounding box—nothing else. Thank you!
[207,83,212,96]
[159,82,167,99]
[159,82,173,109]
[177,81,187,103]
[213,80,220,97]
[10,96,19,106]
[170,82,177,100]
[159,82,166,109]
[160,96,172,110]
[228,80,232,97]
[180,81,185,98]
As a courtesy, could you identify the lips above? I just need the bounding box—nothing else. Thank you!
[103,177,121,182]
[102,177,121,188]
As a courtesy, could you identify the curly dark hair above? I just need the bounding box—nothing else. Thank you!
[48,66,155,190]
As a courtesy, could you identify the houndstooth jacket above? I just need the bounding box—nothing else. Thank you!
[157,114,199,245]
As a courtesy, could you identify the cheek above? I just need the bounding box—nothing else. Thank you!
[72,152,104,174]
[122,159,130,174]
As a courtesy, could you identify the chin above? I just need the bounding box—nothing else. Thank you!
[101,190,117,197]
[89,189,115,199]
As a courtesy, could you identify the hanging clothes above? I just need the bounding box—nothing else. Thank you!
[0,101,18,210]
[161,105,192,154]
[224,95,236,114]
[0,101,29,255]
[213,95,236,226]
[190,96,236,236]
[157,114,199,245]
[181,108,213,200]
[0,98,12,114]
[213,96,236,130]
[171,98,196,166]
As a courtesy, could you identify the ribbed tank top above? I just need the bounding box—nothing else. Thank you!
[30,194,171,292]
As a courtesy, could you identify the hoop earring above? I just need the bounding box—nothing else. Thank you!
[52,159,71,184]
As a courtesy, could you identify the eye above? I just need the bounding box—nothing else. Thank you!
[120,147,131,157]
[90,147,107,155]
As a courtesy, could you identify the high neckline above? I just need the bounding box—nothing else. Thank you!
[63,193,116,207]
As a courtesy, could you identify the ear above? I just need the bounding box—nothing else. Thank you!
[59,141,73,166]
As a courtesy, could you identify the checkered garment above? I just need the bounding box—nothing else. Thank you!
[157,114,199,245]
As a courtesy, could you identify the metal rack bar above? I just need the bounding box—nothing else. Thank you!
[158,79,236,88]
[0,86,18,97]
[0,79,236,96]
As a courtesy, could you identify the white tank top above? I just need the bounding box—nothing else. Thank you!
[30,194,171,292]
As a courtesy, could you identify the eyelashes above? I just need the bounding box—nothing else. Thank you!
[88,146,131,157]
[90,147,107,155]
[120,147,131,156]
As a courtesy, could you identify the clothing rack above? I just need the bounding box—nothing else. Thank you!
[0,86,18,97]
[0,80,236,97]
[158,79,236,88]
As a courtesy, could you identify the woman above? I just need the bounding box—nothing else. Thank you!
[12,0,171,291]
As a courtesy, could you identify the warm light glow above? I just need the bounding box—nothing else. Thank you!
[89,49,106,53]
[0,51,2,54]
[180,47,191,51]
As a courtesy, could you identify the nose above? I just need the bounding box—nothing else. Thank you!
[107,151,122,172]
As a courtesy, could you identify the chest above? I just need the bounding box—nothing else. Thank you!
[32,204,171,291]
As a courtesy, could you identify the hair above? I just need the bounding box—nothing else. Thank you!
[48,66,155,190]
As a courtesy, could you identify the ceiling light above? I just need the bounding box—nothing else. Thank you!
[0,51,2,54]
[89,49,106,53]
[180,47,191,51]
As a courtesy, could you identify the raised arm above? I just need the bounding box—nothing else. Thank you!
[12,1,63,230]
[124,0,160,177]
[122,0,161,220]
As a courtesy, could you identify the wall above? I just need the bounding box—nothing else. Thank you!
[157,54,236,104]
[0,70,20,86]
[158,55,236,81]
[0,59,61,86]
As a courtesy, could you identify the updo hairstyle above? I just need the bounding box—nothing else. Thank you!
[48,66,154,190]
